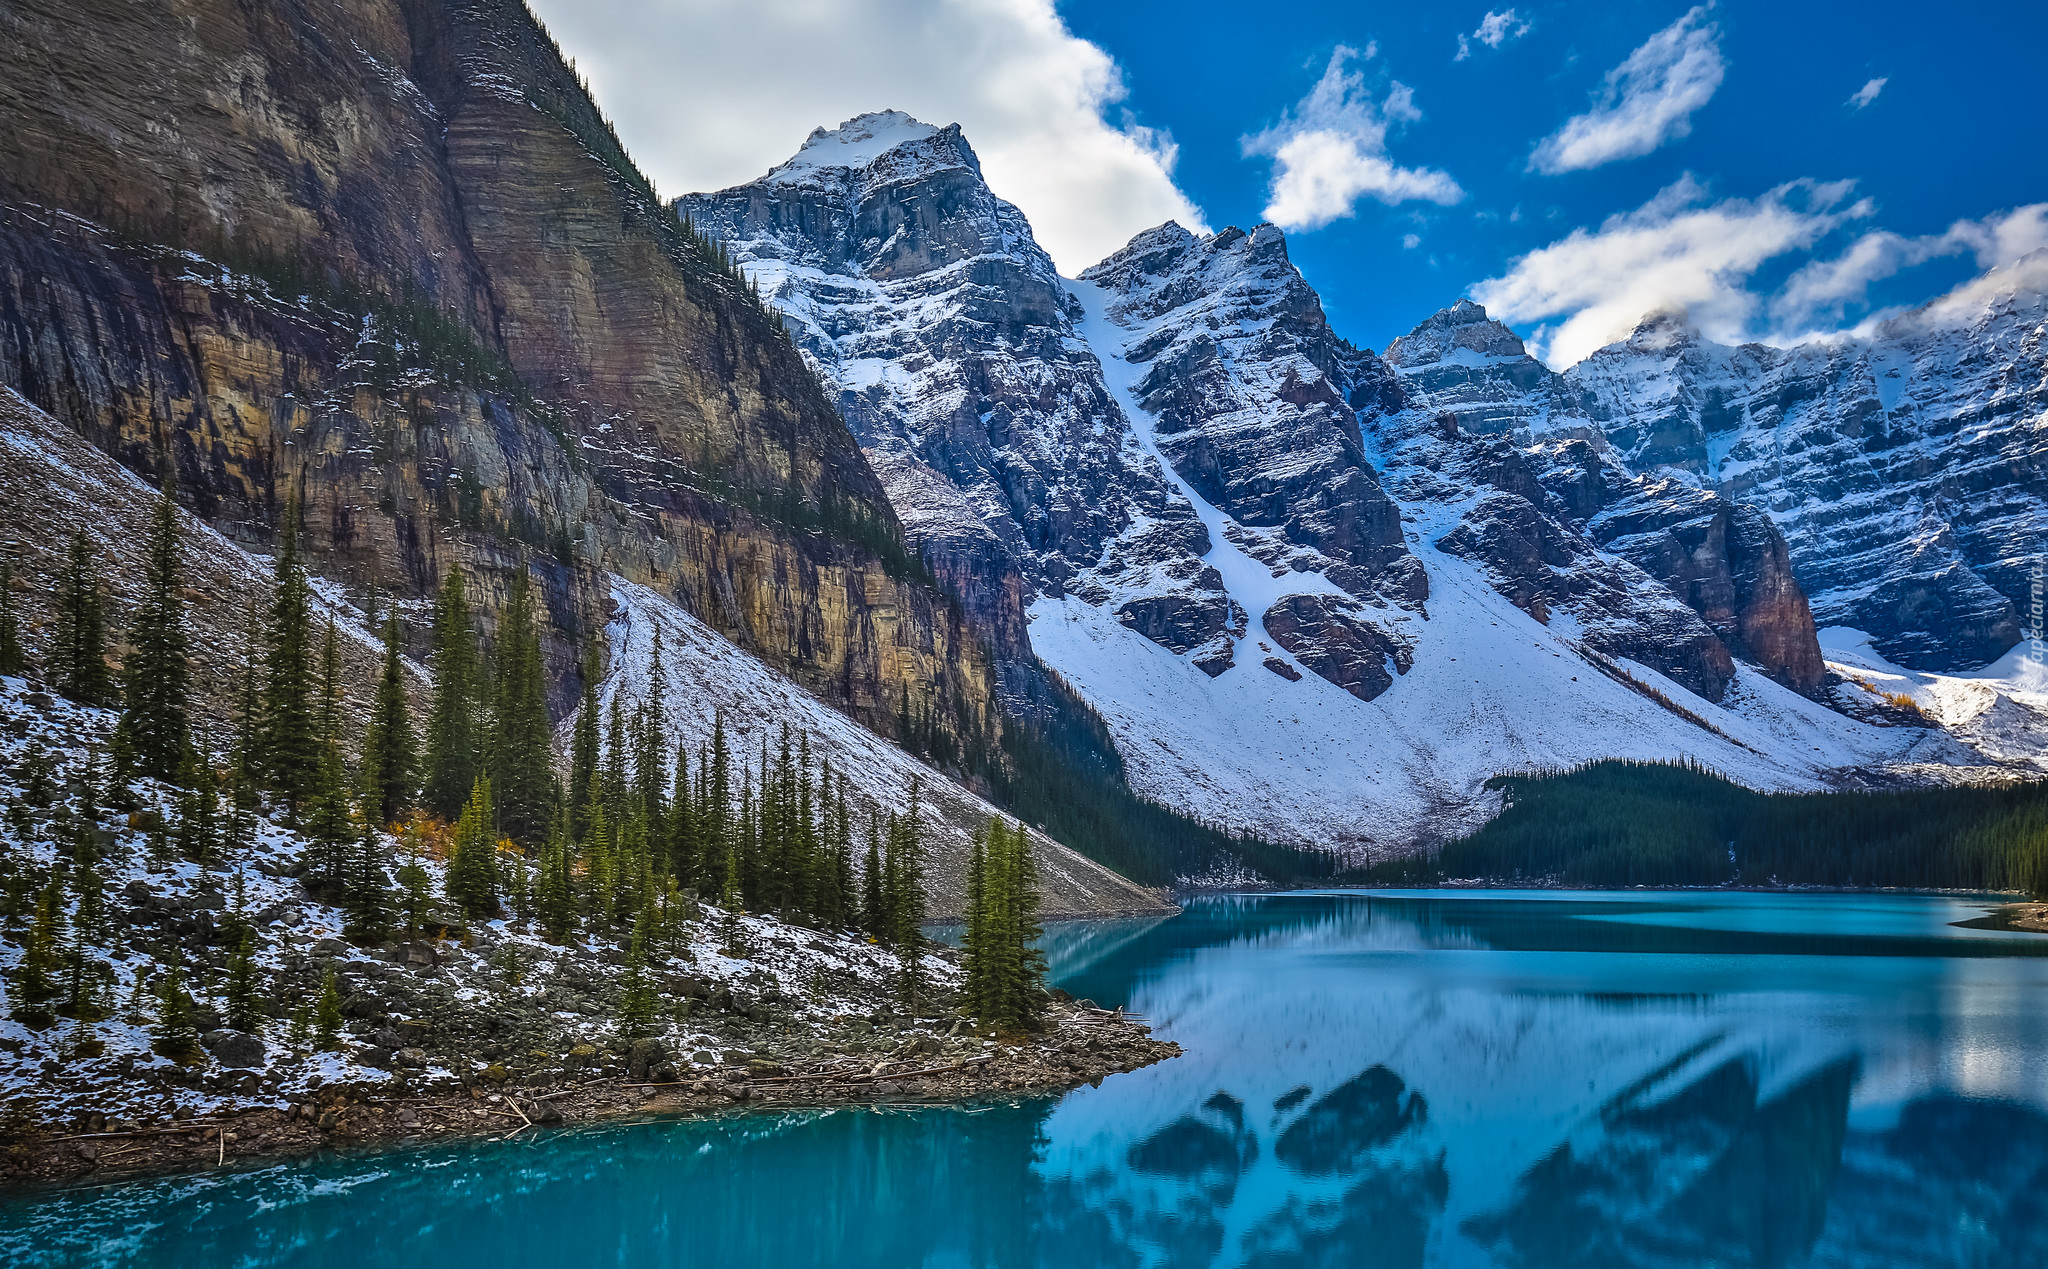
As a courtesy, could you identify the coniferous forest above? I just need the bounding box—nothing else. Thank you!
[1401,760,2048,894]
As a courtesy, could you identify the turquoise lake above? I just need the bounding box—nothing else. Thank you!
[8,889,2048,1268]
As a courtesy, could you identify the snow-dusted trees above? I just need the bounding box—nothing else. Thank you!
[258,505,320,814]
[359,614,417,827]
[117,479,190,780]
[490,567,554,844]
[54,532,112,707]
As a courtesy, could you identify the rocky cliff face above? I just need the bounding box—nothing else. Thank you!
[677,113,1210,686]
[1378,301,1827,697]
[0,0,993,739]
[1564,268,2048,670]
[678,114,1248,707]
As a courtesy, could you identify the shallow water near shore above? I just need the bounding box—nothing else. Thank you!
[8,889,2048,1268]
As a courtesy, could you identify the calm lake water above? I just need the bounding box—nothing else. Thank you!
[9,889,2048,1268]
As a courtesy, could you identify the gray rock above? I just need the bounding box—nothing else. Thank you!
[627,1038,667,1082]
[201,1029,267,1069]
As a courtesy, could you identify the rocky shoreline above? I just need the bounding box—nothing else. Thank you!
[2,1003,1177,1188]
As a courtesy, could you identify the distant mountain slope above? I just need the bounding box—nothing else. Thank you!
[1563,258,2048,671]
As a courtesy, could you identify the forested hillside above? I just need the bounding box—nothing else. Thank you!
[1413,761,2048,892]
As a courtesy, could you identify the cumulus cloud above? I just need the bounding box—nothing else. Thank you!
[1528,6,1724,175]
[523,0,1205,274]
[1244,46,1464,232]
[1776,203,2048,326]
[1848,77,1887,109]
[1456,9,1532,61]
[1471,176,1872,366]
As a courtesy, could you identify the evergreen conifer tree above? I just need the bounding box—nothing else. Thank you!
[359,613,417,826]
[668,744,696,892]
[568,648,601,839]
[225,933,262,1033]
[445,777,500,920]
[491,567,553,845]
[153,957,200,1058]
[259,504,320,811]
[862,814,885,940]
[616,933,660,1039]
[423,565,483,819]
[303,626,356,892]
[602,694,629,827]
[54,533,112,706]
[395,813,439,938]
[8,876,65,1024]
[538,805,578,942]
[343,816,391,941]
[314,964,343,1051]
[118,478,190,778]
[0,562,27,678]
[888,779,928,1008]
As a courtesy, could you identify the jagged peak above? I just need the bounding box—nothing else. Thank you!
[1385,298,1529,367]
[762,110,973,184]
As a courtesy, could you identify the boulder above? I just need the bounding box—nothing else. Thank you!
[627,1038,668,1082]
[201,1029,268,1069]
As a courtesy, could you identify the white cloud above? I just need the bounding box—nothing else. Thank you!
[1457,10,1532,60]
[1848,77,1888,109]
[522,0,1205,274]
[1776,203,2048,326]
[1403,233,1422,249]
[1528,6,1724,174]
[1471,176,1871,366]
[1244,46,1464,232]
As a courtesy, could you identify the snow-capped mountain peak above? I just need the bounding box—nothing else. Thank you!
[763,109,956,183]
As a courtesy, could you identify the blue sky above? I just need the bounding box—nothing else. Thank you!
[531,0,2047,364]
[1059,0,2047,355]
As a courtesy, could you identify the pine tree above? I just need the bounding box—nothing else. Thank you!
[225,933,262,1033]
[445,777,500,920]
[174,746,220,868]
[580,794,615,929]
[491,567,553,845]
[632,631,670,849]
[569,648,601,840]
[153,957,200,1058]
[118,478,190,779]
[963,822,991,1025]
[423,564,483,819]
[343,817,391,941]
[888,779,928,1008]
[602,693,629,827]
[302,625,355,892]
[314,963,344,1051]
[8,877,65,1024]
[616,933,660,1039]
[359,613,416,826]
[395,813,439,938]
[668,743,696,891]
[259,504,320,811]
[862,813,885,940]
[0,562,27,678]
[53,533,112,706]
[538,805,578,942]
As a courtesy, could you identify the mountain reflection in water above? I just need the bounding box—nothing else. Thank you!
[6,891,2048,1268]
